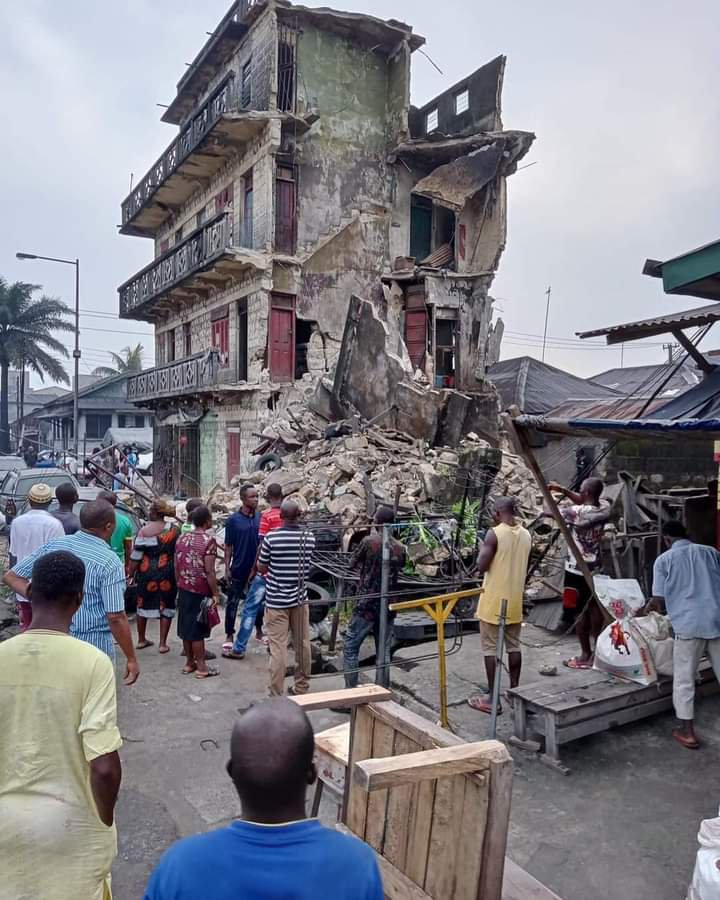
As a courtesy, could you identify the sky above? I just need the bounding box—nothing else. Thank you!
[2,0,719,388]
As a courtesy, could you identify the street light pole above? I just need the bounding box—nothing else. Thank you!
[16,252,81,457]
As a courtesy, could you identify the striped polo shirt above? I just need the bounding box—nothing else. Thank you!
[12,530,126,658]
[258,526,316,609]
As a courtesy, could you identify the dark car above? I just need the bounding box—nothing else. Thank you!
[0,468,82,522]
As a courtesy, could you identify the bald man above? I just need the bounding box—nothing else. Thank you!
[144,699,383,900]
[257,501,316,696]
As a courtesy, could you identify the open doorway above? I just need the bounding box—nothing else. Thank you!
[434,315,457,388]
[295,319,314,379]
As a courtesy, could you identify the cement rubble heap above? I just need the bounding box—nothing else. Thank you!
[206,412,544,529]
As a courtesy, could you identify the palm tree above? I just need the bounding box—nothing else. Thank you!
[0,278,74,452]
[91,343,145,379]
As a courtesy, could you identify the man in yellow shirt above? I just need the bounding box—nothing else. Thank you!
[468,497,532,715]
[0,550,123,900]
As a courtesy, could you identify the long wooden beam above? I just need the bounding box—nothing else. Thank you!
[671,328,715,374]
[353,741,499,791]
[289,685,393,712]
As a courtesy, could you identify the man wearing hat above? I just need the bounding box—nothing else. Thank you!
[8,483,64,630]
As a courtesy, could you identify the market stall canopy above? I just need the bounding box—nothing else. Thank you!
[511,414,720,442]
[643,239,720,302]
[577,302,720,345]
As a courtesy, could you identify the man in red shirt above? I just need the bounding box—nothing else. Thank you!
[224,484,283,660]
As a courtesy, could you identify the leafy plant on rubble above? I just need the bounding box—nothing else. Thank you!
[398,515,440,576]
[451,498,481,549]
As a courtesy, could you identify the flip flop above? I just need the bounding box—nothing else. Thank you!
[467,696,502,715]
[195,667,220,679]
[158,646,170,654]
[563,657,593,670]
[222,650,245,660]
[181,664,197,674]
[672,729,700,750]
[136,640,154,650]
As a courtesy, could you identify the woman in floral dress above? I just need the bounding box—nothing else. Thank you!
[128,500,180,654]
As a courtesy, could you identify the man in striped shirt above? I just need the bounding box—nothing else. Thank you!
[258,500,316,696]
[3,500,140,685]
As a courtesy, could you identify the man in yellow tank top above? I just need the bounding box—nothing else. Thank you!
[468,498,532,715]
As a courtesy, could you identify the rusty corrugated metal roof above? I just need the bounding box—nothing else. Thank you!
[577,302,720,344]
[546,396,667,420]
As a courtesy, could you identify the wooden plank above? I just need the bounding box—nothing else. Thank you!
[314,722,350,765]
[336,825,432,900]
[290,685,393,711]
[502,857,563,900]
[354,742,495,792]
[453,774,489,900]
[383,733,418,872]
[346,705,375,839]
[424,774,467,897]
[369,700,464,750]
[478,750,514,900]
[404,776,436,886]
[364,719,395,852]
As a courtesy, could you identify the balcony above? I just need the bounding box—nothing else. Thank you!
[121,73,271,237]
[119,212,266,320]
[127,352,220,404]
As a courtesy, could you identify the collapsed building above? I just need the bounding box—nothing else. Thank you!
[118,0,535,494]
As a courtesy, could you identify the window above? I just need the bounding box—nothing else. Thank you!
[410,195,433,261]
[196,208,205,229]
[455,89,469,115]
[167,328,176,363]
[211,308,230,368]
[215,183,234,215]
[275,165,297,254]
[156,331,166,365]
[159,238,169,254]
[237,299,248,381]
[85,414,112,440]
[174,226,183,245]
[227,426,241,482]
[426,108,439,133]
[277,28,298,112]
[118,414,145,428]
[241,59,252,108]
[269,294,295,382]
[183,322,192,357]
[242,169,254,248]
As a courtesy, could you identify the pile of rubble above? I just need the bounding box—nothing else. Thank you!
[207,413,544,529]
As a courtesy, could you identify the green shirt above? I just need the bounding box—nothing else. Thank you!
[110,511,134,564]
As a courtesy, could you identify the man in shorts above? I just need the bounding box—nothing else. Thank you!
[468,498,531,715]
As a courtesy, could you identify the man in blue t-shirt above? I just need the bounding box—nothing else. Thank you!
[222,484,260,646]
[144,698,383,900]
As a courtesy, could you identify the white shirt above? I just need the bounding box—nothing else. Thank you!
[9,509,64,603]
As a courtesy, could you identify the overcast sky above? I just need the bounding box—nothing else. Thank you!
[2,0,719,387]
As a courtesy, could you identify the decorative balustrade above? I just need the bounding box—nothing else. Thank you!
[119,213,233,316]
[121,74,235,228]
[127,351,220,403]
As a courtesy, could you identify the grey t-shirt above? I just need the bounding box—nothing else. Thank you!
[53,509,81,535]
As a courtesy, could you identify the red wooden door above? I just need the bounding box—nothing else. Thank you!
[269,297,295,382]
[405,291,428,369]
[226,428,241,482]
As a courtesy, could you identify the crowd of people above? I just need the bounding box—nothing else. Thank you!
[2,469,720,897]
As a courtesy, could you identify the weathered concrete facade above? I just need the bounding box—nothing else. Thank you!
[118,0,534,493]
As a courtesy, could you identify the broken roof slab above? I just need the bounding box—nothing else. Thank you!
[644,238,720,302]
[389,130,535,168]
[412,144,505,212]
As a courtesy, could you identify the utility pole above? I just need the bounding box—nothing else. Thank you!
[620,343,625,368]
[662,342,675,365]
[541,286,551,363]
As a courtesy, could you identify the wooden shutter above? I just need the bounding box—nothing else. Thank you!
[404,288,428,369]
[269,294,295,382]
[227,427,241,482]
[275,166,297,254]
[211,317,230,368]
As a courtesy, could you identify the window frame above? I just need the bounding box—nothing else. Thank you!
[426,108,439,133]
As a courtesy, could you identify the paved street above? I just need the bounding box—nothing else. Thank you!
[113,619,717,900]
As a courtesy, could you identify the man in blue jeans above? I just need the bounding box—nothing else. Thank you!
[143,699,383,900]
[222,485,260,647]
[344,506,406,688]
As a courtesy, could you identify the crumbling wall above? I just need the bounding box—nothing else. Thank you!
[294,23,394,250]
[458,178,507,274]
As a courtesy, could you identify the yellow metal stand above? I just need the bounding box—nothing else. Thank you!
[390,587,482,729]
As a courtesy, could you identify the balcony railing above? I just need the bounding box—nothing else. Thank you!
[122,74,236,229]
[127,351,220,403]
[119,213,233,317]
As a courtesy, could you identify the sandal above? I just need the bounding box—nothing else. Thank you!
[672,729,700,750]
[136,640,154,650]
[158,646,170,654]
[222,650,245,660]
[181,664,197,674]
[195,667,220,679]
[467,696,502,715]
[563,656,593,670]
